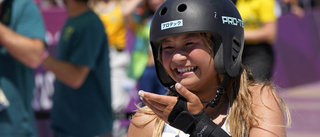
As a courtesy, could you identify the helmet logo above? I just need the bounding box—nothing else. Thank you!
[161,19,183,30]
[221,16,243,28]
[214,12,217,19]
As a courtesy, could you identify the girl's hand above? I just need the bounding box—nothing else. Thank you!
[139,83,203,123]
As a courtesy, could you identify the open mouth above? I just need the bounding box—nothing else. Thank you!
[176,66,198,74]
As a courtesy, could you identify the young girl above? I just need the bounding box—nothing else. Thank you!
[127,0,291,137]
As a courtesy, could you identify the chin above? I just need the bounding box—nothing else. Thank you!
[179,80,199,90]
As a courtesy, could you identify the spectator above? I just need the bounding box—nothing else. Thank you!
[281,0,305,18]
[0,0,46,136]
[41,0,113,136]
[128,0,166,95]
[90,0,143,136]
[233,0,278,82]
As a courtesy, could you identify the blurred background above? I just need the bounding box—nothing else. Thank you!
[30,0,320,137]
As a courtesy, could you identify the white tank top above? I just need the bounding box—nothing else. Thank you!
[162,106,231,137]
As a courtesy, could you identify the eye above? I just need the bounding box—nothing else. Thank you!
[186,42,194,46]
[162,45,174,50]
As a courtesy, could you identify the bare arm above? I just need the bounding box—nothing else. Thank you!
[244,21,277,44]
[42,56,90,89]
[249,85,287,137]
[283,0,299,5]
[0,23,45,68]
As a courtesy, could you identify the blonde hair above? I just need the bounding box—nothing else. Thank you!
[226,68,291,137]
[130,33,291,137]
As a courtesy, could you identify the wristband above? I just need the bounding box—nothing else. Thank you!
[168,96,195,133]
[41,50,49,62]
[168,96,231,137]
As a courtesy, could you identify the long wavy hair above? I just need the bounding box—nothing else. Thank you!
[130,33,291,137]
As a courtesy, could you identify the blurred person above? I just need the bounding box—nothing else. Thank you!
[281,0,305,18]
[232,0,278,82]
[128,0,166,95]
[90,0,143,136]
[41,0,113,136]
[0,0,46,136]
[127,0,291,136]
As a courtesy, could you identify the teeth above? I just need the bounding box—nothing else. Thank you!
[177,67,196,73]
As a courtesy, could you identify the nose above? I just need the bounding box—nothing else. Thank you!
[172,51,187,63]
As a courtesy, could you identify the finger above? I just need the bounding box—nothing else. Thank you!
[139,90,168,114]
[142,97,168,122]
[146,98,167,112]
[175,83,203,114]
[148,98,175,118]
[139,90,176,115]
[142,97,162,114]
[175,83,199,103]
[139,90,176,105]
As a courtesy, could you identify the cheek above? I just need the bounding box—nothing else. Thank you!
[161,53,178,81]
[191,50,217,78]
[161,54,172,72]
[190,50,213,65]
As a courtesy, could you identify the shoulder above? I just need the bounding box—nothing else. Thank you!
[127,111,157,137]
[12,0,41,15]
[82,10,102,24]
[74,10,105,34]
[248,84,287,137]
[13,0,36,7]
[10,0,45,39]
[248,83,283,111]
[87,10,105,30]
[248,83,280,106]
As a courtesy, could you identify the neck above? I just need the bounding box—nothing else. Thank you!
[196,80,221,102]
[66,1,89,17]
[204,95,229,126]
[201,74,230,114]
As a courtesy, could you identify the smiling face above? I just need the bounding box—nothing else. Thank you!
[160,33,220,94]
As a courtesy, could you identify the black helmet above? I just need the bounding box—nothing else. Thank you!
[150,0,244,88]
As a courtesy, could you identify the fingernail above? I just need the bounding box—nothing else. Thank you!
[176,83,181,89]
[138,90,144,100]
[138,90,144,97]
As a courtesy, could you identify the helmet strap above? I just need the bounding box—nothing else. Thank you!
[204,74,230,108]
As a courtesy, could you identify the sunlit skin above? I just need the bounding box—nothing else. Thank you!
[128,33,287,137]
[160,33,220,101]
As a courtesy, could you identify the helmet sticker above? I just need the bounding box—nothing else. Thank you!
[221,16,243,28]
[161,19,183,30]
